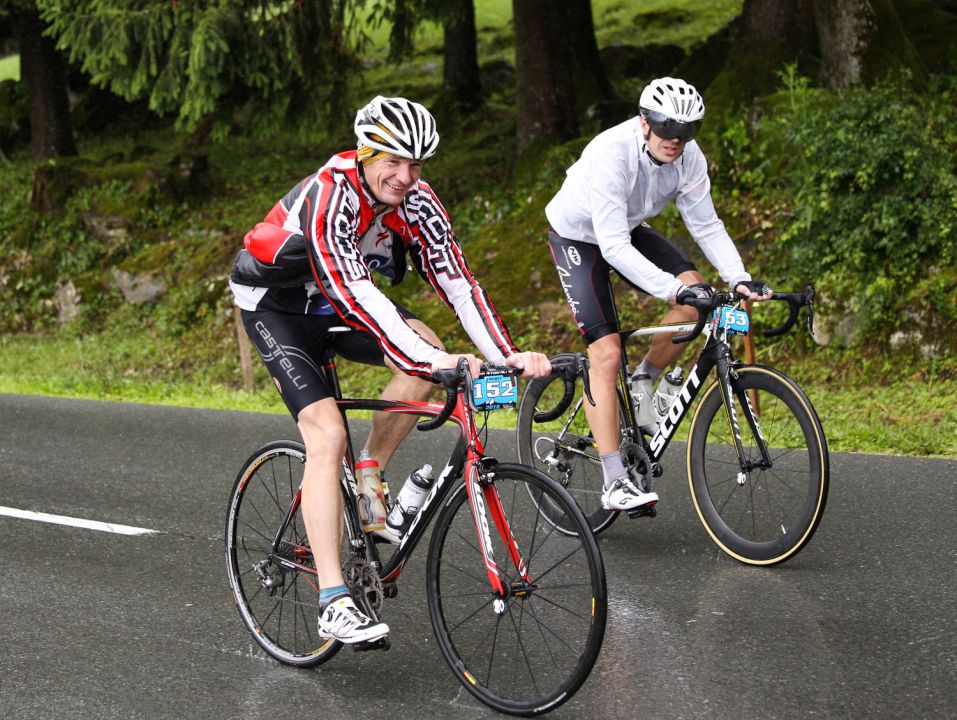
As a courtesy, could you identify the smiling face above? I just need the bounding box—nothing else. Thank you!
[363,154,424,206]
[639,116,687,164]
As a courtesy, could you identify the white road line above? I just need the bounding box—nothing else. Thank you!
[0,506,159,536]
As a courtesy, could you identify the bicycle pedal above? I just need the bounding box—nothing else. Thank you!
[351,636,390,652]
[626,504,657,519]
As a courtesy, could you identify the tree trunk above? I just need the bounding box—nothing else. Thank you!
[703,0,818,105]
[442,0,482,110]
[512,0,579,155]
[814,0,926,87]
[17,8,77,161]
[559,0,615,110]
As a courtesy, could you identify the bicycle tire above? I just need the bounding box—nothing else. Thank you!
[225,440,342,667]
[425,464,607,716]
[687,366,829,565]
[516,355,618,535]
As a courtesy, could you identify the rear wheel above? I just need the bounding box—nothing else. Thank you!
[225,440,342,666]
[516,356,618,535]
[687,366,829,565]
[426,464,606,716]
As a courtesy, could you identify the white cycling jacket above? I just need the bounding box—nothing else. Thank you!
[545,116,749,300]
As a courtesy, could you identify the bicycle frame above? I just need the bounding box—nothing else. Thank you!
[267,355,526,599]
[616,314,772,471]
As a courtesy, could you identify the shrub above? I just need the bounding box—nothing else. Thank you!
[714,72,957,354]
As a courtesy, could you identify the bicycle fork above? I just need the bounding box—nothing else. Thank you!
[465,459,531,614]
[716,355,773,479]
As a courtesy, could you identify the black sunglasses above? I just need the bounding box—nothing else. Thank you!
[643,111,702,142]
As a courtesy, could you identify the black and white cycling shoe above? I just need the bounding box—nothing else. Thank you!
[601,475,659,511]
[317,595,389,644]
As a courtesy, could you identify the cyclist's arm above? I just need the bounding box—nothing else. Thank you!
[303,176,445,378]
[406,183,519,365]
[588,157,684,301]
[675,147,751,289]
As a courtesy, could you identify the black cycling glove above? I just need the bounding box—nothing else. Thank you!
[734,280,773,297]
[676,283,714,305]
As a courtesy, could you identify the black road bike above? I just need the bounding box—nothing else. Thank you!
[517,287,828,566]
[225,354,606,717]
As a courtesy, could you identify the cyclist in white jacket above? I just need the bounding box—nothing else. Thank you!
[545,77,772,512]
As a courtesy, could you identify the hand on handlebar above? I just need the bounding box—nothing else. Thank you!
[675,282,715,308]
[734,280,774,302]
[431,352,482,382]
[505,351,552,379]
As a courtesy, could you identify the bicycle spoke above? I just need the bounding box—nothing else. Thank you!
[446,595,497,636]
[505,602,541,696]
[438,558,494,588]
[526,589,592,623]
[530,542,588,585]
[518,598,581,655]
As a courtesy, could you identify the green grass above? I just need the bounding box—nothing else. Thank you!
[0,55,19,82]
[2,330,954,456]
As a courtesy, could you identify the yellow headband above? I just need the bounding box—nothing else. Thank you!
[357,144,389,164]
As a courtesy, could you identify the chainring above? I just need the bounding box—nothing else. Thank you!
[342,556,384,613]
[620,439,654,493]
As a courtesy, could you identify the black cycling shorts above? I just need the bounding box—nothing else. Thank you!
[548,225,696,345]
[241,305,417,421]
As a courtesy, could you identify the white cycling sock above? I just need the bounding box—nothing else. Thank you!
[599,451,627,490]
[637,358,664,383]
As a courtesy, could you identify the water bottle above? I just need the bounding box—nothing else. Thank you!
[356,449,388,532]
[630,369,657,428]
[386,464,434,535]
[653,367,684,417]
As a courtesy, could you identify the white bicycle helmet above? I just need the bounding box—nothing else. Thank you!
[639,77,705,122]
[354,96,440,161]
[638,78,705,143]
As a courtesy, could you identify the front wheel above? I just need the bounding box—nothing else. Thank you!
[225,440,342,667]
[426,464,607,716]
[687,366,829,565]
[516,355,619,535]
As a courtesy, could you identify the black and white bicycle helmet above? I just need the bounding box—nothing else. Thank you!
[354,96,440,160]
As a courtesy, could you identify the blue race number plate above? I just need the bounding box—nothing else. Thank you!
[470,373,518,410]
[717,305,750,334]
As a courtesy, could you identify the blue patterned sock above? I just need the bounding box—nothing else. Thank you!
[319,584,349,609]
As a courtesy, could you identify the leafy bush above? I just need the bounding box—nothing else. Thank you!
[711,72,957,355]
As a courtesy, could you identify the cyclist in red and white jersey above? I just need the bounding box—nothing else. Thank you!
[545,77,773,513]
[230,96,550,643]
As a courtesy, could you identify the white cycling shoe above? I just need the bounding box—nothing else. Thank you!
[601,475,659,511]
[317,595,389,644]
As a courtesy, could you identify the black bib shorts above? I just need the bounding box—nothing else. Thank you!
[548,225,696,345]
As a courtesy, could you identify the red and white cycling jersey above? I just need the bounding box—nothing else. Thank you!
[230,151,517,377]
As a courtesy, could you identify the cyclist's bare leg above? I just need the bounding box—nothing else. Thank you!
[643,269,705,372]
[297,398,349,589]
[582,332,624,456]
[365,319,444,469]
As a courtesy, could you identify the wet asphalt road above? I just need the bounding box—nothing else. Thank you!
[0,394,955,719]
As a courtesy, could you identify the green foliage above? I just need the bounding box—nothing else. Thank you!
[0,55,19,82]
[704,69,957,355]
[37,0,363,135]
